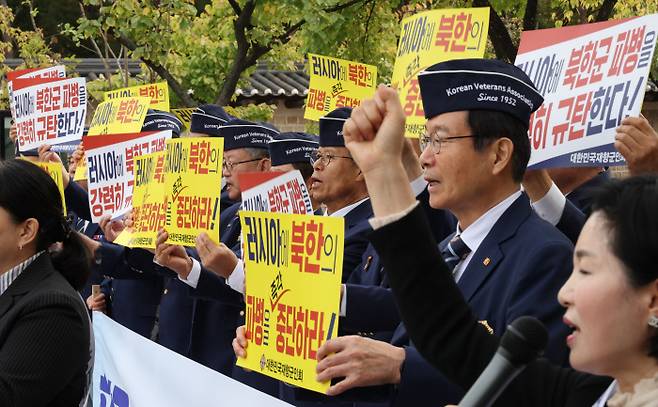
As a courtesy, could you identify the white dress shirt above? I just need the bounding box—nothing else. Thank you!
[451,190,522,282]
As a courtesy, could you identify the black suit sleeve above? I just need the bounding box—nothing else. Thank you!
[555,199,586,245]
[368,205,611,406]
[0,293,89,406]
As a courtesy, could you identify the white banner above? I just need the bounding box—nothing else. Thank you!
[240,170,313,214]
[12,76,87,152]
[92,312,292,407]
[84,130,172,222]
[515,14,658,168]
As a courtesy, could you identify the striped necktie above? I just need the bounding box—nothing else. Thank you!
[441,235,471,275]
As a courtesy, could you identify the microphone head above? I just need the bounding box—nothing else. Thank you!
[499,316,548,366]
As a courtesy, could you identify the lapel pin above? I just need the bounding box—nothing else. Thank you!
[483,257,491,266]
[363,256,373,272]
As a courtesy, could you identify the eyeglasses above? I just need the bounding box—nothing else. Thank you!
[419,131,477,155]
[222,158,262,172]
[310,152,353,167]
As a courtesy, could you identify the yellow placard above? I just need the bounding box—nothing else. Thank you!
[73,152,87,181]
[236,212,344,393]
[304,54,377,121]
[104,81,170,112]
[88,97,151,136]
[28,161,67,215]
[391,8,490,138]
[172,108,196,130]
[164,137,223,246]
[114,151,168,248]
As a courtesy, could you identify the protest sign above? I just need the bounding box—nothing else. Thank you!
[93,312,293,407]
[84,130,172,223]
[11,76,87,152]
[114,151,168,249]
[236,212,343,393]
[304,54,377,121]
[240,171,313,214]
[88,97,150,136]
[164,137,223,246]
[104,81,170,112]
[515,14,658,168]
[7,65,66,121]
[391,8,489,138]
[74,152,88,181]
[6,65,66,82]
[172,108,196,130]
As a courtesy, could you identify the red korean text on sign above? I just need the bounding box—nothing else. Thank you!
[246,295,266,346]
[403,78,425,118]
[276,303,325,360]
[290,220,324,274]
[435,12,473,53]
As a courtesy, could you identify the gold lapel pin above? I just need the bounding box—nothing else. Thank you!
[483,257,491,266]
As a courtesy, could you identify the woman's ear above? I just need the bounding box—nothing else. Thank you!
[17,218,39,250]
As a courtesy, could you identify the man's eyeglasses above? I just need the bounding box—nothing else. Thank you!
[419,131,477,155]
[222,158,262,172]
[310,152,353,167]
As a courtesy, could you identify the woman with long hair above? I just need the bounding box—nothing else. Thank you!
[0,159,92,406]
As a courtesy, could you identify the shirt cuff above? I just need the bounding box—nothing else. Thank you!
[226,259,245,295]
[178,258,201,288]
[339,284,347,317]
[531,182,566,226]
[368,201,420,230]
[410,175,428,197]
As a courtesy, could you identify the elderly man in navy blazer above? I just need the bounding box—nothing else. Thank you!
[306,59,575,407]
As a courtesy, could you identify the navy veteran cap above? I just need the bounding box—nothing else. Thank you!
[190,104,234,136]
[142,109,183,136]
[269,132,319,166]
[220,118,279,151]
[418,59,544,126]
[319,107,352,147]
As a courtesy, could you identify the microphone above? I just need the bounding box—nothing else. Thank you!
[459,316,548,407]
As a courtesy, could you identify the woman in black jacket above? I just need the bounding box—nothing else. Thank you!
[0,159,92,406]
[337,86,657,406]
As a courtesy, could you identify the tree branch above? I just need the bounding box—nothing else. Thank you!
[227,0,241,16]
[215,0,256,104]
[215,0,367,105]
[595,0,617,22]
[473,0,517,62]
[522,0,538,31]
[116,34,196,106]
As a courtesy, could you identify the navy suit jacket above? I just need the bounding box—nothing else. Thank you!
[185,202,245,375]
[65,182,165,338]
[342,188,455,335]
[340,199,374,283]
[310,194,573,407]
[385,194,574,406]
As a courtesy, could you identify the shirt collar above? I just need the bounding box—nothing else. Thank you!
[457,190,522,255]
[0,251,45,297]
[329,197,370,218]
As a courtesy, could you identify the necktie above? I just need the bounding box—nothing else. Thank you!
[441,235,471,275]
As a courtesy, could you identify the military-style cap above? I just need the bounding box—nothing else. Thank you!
[418,59,544,126]
[190,104,234,136]
[220,118,279,151]
[319,107,352,147]
[142,109,183,136]
[268,132,319,166]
